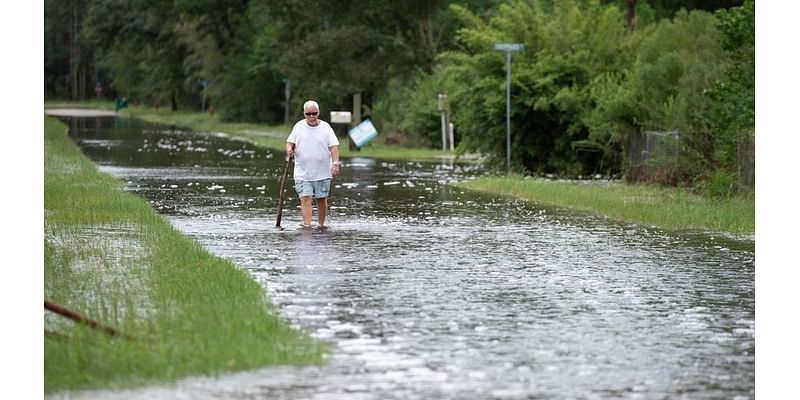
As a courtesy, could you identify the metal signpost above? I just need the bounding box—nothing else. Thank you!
[494,43,524,171]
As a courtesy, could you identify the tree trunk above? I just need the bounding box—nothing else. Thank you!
[625,0,637,34]
[349,92,361,151]
[70,0,79,100]
[171,89,178,111]
[79,67,86,100]
[418,16,437,71]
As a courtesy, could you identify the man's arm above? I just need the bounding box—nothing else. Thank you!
[286,142,295,157]
[330,145,340,176]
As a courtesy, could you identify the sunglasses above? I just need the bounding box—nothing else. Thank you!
[304,112,319,117]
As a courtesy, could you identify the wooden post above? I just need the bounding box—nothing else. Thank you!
[350,93,362,151]
[449,122,455,151]
[438,93,448,151]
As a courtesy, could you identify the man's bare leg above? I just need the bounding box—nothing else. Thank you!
[316,197,328,227]
[300,196,313,226]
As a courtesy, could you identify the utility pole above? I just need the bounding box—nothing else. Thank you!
[350,92,362,151]
[494,43,524,172]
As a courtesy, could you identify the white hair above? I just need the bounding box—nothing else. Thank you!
[303,100,319,112]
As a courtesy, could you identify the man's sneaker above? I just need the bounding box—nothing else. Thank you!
[299,223,312,229]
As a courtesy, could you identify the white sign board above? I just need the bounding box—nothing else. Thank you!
[348,119,378,148]
[330,111,352,124]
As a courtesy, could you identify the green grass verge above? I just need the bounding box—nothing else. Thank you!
[44,116,326,393]
[455,176,754,234]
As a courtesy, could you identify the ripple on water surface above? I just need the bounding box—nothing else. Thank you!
[52,117,754,400]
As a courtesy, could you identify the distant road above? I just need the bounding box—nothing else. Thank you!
[45,108,118,117]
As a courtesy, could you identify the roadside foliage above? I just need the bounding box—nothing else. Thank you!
[45,0,753,195]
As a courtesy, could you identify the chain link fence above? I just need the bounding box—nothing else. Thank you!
[625,130,681,183]
[737,133,755,188]
[626,130,755,189]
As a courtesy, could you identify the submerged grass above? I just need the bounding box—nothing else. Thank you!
[44,116,326,393]
[110,103,460,161]
[456,176,754,234]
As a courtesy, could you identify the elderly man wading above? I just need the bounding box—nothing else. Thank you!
[286,100,341,229]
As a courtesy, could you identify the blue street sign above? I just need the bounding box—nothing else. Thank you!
[494,43,524,51]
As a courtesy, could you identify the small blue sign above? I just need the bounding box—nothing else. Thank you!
[494,43,524,51]
[348,119,378,148]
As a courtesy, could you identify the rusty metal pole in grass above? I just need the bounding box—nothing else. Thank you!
[44,299,133,339]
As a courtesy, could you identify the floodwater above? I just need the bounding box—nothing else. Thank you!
[52,117,754,399]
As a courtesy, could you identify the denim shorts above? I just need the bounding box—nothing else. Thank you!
[294,179,331,198]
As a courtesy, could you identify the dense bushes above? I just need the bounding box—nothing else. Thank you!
[379,0,753,195]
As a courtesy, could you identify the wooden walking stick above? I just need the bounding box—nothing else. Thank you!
[276,145,294,227]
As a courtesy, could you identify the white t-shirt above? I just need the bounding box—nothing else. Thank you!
[286,119,340,181]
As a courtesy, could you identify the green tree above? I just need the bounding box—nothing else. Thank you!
[45,0,72,99]
[82,0,193,110]
[703,0,754,178]
[173,0,266,119]
[263,0,501,119]
[587,9,729,184]
[45,0,96,100]
[435,0,632,175]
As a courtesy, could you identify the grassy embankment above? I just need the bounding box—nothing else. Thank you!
[455,176,754,234]
[44,115,326,393]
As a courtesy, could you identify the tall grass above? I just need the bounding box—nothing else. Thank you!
[44,116,326,393]
[456,176,754,234]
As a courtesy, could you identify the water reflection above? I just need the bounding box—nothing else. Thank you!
[50,116,754,400]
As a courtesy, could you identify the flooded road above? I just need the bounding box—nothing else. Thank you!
[55,117,754,399]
